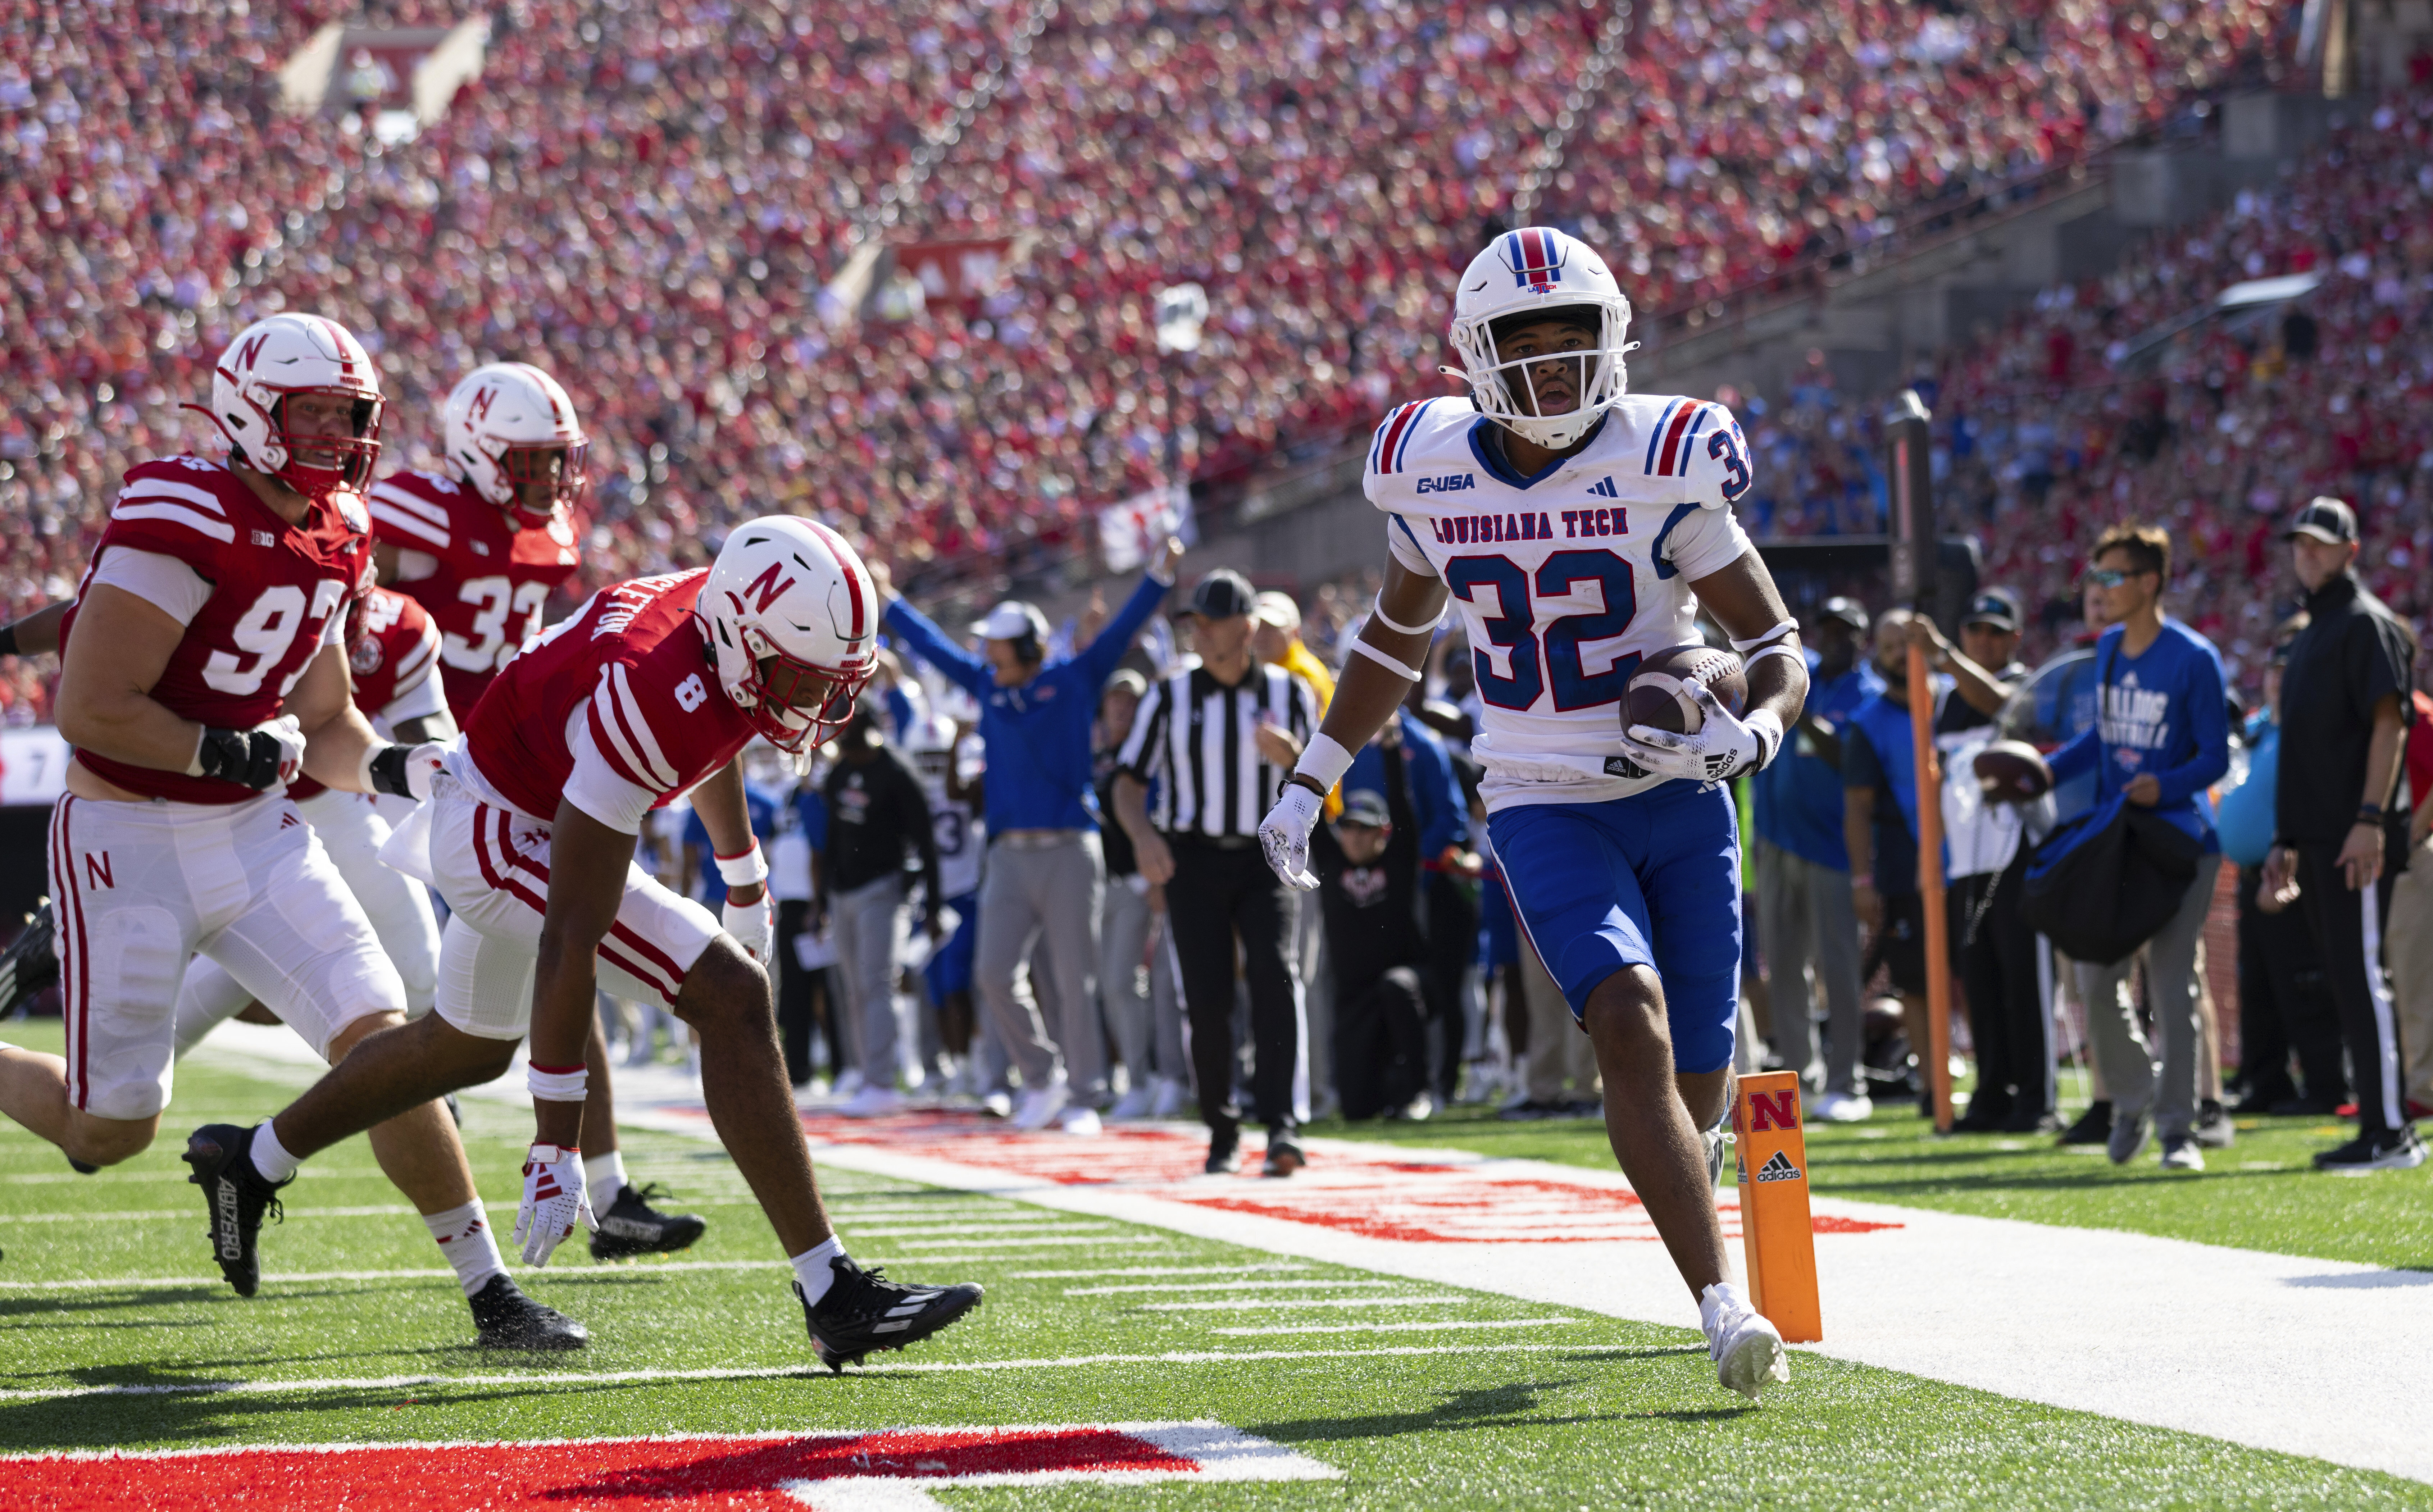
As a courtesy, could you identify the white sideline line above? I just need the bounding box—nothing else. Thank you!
[1211,1319,1581,1336]
[1065,1280,1404,1296]
[845,1223,1115,1237]
[850,1235,1167,1252]
[0,1340,1658,1403]
[1011,1265,1310,1280]
[1140,1294,1463,1312]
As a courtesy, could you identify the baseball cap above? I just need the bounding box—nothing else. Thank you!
[1186,568,1257,619]
[1962,588,2022,632]
[1103,668,1147,700]
[1251,590,1301,629]
[970,601,1049,643]
[2282,496,2358,545]
[1338,789,1391,828]
[1816,597,1869,634]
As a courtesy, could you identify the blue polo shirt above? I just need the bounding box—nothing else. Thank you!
[2047,619,2229,851]
[881,571,1170,834]
[1753,652,1883,870]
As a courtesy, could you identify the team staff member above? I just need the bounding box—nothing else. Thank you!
[869,539,1182,1133]
[2047,526,2229,1171]
[1345,705,1469,1101]
[1750,597,1878,1120]
[818,704,941,1117]
[1117,569,1324,1178]
[2261,498,2422,1171]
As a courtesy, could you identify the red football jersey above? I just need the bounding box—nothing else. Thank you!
[286,586,447,802]
[368,467,581,712]
[61,457,370,804]
[463,569,755,829]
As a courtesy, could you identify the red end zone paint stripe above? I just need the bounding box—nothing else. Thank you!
[0,1427,1228,1509]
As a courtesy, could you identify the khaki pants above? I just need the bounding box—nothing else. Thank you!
[2390,839,2433,1110]
[1522,935,1599,1104]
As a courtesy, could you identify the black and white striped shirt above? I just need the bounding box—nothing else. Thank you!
[1118,660,1323,840]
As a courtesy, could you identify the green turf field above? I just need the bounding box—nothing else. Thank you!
[2,1023,2429,1508]
[1317,1078,2433,1273]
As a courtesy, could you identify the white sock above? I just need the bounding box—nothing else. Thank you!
[422,1200,506,1297]
[249,1120,300,1184]
[583,1149,629,1200]
[790,1236,849,1305]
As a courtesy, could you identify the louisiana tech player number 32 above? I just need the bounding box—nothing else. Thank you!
[1256,228,1813,1402]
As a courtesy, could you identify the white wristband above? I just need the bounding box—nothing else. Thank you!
[1370,595,1445,637]
[527,1063,588,1103]
[1730,619,1799,653]
[715,844,769,889]
[1293,732,1356,793]
[1747,707,1786,769]
[1348,637,1423,681]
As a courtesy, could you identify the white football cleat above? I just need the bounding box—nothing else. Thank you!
[1699,1281,1789,1402]
[1147,1076,1186,1120]
[836,1084,906,1119]
[1809,1090,1873,1124]
[1009,1079,1071,1132]
[1059,1105,1104,1137]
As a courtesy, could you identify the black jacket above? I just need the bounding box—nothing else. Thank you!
[818,746,941,914]
[1314,741,1427,989]
[2276,573,2416,845]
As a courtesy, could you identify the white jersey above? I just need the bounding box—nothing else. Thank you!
[1366,393,1755,811]
[908,724,986,900]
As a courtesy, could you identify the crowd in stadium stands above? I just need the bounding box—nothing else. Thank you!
[1,0,2295,728]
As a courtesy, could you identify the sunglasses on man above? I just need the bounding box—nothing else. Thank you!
[2081,565,2154,589]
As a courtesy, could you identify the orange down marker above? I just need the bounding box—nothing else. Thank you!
[1731,1070,1822,1343]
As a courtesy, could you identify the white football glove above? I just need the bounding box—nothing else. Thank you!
[1620,684,1781,787]
[1258,782,1325,892]
[510,1142,597,1267]
[722,892,775,964]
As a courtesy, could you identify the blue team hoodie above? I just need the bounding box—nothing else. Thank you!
[2047,619,2230,851]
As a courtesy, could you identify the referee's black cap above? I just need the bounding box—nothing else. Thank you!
[1186,568,1258,619]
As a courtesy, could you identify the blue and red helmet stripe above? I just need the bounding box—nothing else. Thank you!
[1505,228,1564,288]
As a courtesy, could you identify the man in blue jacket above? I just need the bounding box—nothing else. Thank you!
[870,539,1181,1133]
[2047,524,2229,1172]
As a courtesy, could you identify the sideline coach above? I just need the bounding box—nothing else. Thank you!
[2262,498,2421,1172]
[873,538,1182,1132]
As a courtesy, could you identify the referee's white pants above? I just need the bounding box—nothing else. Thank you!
[172,788,441,1058]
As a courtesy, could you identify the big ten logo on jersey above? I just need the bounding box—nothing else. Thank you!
[674,673,709,712]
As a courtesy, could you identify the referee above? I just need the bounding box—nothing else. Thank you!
[1115,569,1324,1177]
[2262,497,2422,1172]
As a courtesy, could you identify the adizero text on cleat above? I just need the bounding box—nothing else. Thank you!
[468,1274,590,1350]
[182,1124,288,1298]
[797,1256,983,1373]
[588,1182,709,1260]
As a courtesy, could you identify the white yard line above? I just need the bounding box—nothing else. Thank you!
[1065,1280,1402,1296]
[1012,1265,1310,1280]
[1211,1319,1580,1336]
[1138,1295,1462,1311]
[0,1340,1666,1403]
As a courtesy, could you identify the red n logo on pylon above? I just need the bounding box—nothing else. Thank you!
[85,852,114,890]
[1746,1090,1797,1132]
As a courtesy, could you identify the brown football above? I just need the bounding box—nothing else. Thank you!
[1623,645,1748,735]
[1973,739,2054,803]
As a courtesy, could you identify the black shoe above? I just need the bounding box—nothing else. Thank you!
[2057,1101,2113,1146]
[65,1153,97,1175]
[1950,1097,2012,1134]
[797,1255,983,1372]
[2312,1127,2425,1173]
[588,1182,708,1260]
[1998,1107,2064,1136]
[1262,1137,1306,1178]
[468,1272,588,1349]
[2269,1096,2343,1118]
[1206,1127,1241,1175]
[0,899,58,1016]
[1499,1099,1560,1122]
[182,1123,288,1297]
[2230,1084,2295,1117]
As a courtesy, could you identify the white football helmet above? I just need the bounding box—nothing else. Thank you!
[197,313,384,498]
[699,516,879,761]
[1442,228,1636,449]
[443,362,589,528]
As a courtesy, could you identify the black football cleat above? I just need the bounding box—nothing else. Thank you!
[588,1182,708,1260]
[65,1154,97,1175]
[797,1256,982,1373]
[468,1274,589,1349]
[182,1123,288,1297]
[0,900,58,1017]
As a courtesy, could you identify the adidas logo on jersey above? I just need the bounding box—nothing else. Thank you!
[1587,476,1619,498]
[1754,1149,1804,1184]
[1414,472,1477,495]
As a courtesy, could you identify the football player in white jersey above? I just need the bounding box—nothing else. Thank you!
[1256,228,1812,1401]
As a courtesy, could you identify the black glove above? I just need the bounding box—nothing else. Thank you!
[191,719,305,791]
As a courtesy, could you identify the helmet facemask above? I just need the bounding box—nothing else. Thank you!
[1444,300,1633,450]
[732,621,872,759]
[495,439,590,529]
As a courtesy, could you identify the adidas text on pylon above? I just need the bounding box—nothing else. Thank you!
[797,1256,983,1372]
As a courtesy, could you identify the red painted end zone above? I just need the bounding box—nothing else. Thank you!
[3,1427,1197,1510]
